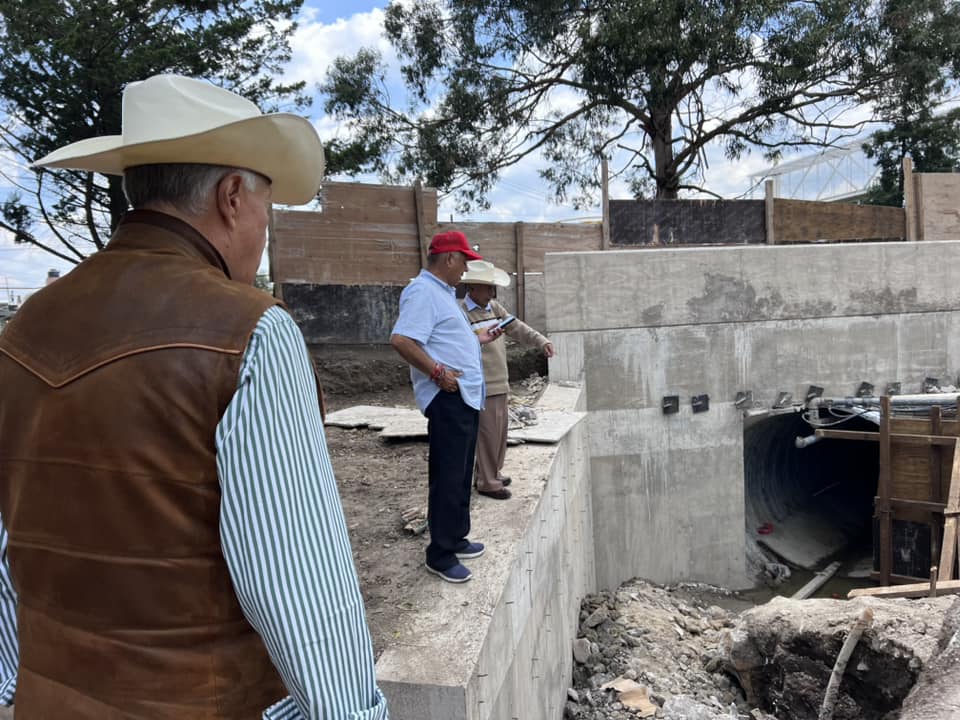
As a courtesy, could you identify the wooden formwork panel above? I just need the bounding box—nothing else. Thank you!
[916,173,960,241]
[773,199,904,242]
[272,183,437,286]
[890,451,951,502]
[441,222,517,270]
[520,223,602,272]
[890,417,960,436]
[437,221,602,273]
[889,417,957,507]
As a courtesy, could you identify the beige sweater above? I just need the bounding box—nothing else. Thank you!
[458,297,549,396]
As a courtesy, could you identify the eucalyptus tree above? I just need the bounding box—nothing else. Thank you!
[0,0,308,262]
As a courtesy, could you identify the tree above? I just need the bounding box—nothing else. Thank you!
[0,0,308,264]
[321,0,912,209]
[862,0,960,207]
[862,111,960,207]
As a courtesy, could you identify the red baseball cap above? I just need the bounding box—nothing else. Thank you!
[428,230,482,260]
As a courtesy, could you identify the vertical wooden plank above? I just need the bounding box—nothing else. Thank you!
[601,157,610,250]
[765,180,776,245]
[930,405,943,569]
[903,156,916,242]
[414,180,429,269]
[267,207,276,284]
[879,395,892,585]
[514,221,526,322]
[916,172,926,242]
[938,439,960,582]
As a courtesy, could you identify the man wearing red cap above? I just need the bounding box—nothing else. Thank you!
[390,231,501,583]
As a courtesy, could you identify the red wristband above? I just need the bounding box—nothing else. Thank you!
[430,363,444,382]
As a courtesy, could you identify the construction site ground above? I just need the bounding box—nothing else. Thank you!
[324,383,430,657]
[323,375,760,661]
[319,350,960,718]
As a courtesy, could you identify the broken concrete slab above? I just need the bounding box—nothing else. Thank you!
[722,595,955,719]
[509,409,586,443]
[898,598,960,720]
[324,405,427,439]
[325,402,585,444]
[324,405,419,430]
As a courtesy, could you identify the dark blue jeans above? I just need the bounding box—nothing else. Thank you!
[424,389,479,570]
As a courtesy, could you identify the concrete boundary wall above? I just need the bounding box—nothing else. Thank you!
[545,241,960,591]
[376,384,594,720]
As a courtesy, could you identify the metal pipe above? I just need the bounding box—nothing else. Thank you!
[807,393,960,410]
[795,434,821,449]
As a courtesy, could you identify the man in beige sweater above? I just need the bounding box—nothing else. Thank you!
[459,261,554,499]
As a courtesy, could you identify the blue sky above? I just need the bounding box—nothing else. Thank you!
[0,0,846,298]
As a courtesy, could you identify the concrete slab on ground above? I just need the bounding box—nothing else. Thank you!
[324,405,426,439]
[509,410,586,443]
[325,404,585,444]
[324,405,418,429]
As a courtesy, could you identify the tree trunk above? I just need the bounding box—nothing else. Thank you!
[108,175,129,234]
[651,107,678,198]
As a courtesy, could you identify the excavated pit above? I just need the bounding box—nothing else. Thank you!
[744,411,879,581]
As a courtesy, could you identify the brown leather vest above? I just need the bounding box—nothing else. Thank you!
[0,211,287,718]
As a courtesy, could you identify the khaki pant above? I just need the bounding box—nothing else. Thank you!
[475,393,508,492]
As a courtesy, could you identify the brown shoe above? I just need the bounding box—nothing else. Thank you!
[477,487,511,500]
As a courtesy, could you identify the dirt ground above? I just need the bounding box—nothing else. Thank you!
[323,384,429,658]
[323,372,551,658]
[317,344,549,658]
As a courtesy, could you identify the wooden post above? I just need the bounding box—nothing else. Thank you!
[764,180,776,245]
[903,156,917,242]
[514,221,526,322]
[931,405,943,567]
[878,396,892,585]
[267,208,283,301]
[938,438,960,582]
[601,156,610,250]
[414,180,429,268]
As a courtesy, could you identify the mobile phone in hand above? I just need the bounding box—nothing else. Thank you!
[496,316,516,331]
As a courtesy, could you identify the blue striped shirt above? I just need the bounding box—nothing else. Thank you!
[0,306,388,719]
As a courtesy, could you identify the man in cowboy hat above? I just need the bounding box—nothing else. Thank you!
[0,75,387,719]
[390,231,503,584]
[459,260,554,500]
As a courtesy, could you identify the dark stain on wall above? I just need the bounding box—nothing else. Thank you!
[611,199,765,245]
[282,283,404,344]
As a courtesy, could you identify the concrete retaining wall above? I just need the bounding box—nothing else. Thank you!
[376,384,594,720]
[545,241,960,591]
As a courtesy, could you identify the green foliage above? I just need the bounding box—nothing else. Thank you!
[863,110,960,207]
[861,0,960,207]
[321,0,925,208]
[0,0,308,263]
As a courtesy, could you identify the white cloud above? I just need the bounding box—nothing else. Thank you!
[288,8,397,88]
[0,230,74,301]
[8,2,896,286]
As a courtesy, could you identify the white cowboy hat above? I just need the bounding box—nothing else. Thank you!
[32,74,324,205]
[461,260,511,287]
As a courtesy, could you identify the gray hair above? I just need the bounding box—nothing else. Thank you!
[122,164,260,214]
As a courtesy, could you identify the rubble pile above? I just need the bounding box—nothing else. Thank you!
[565,579,761,720]
[565,580,960,720]
[724,595,957,720]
